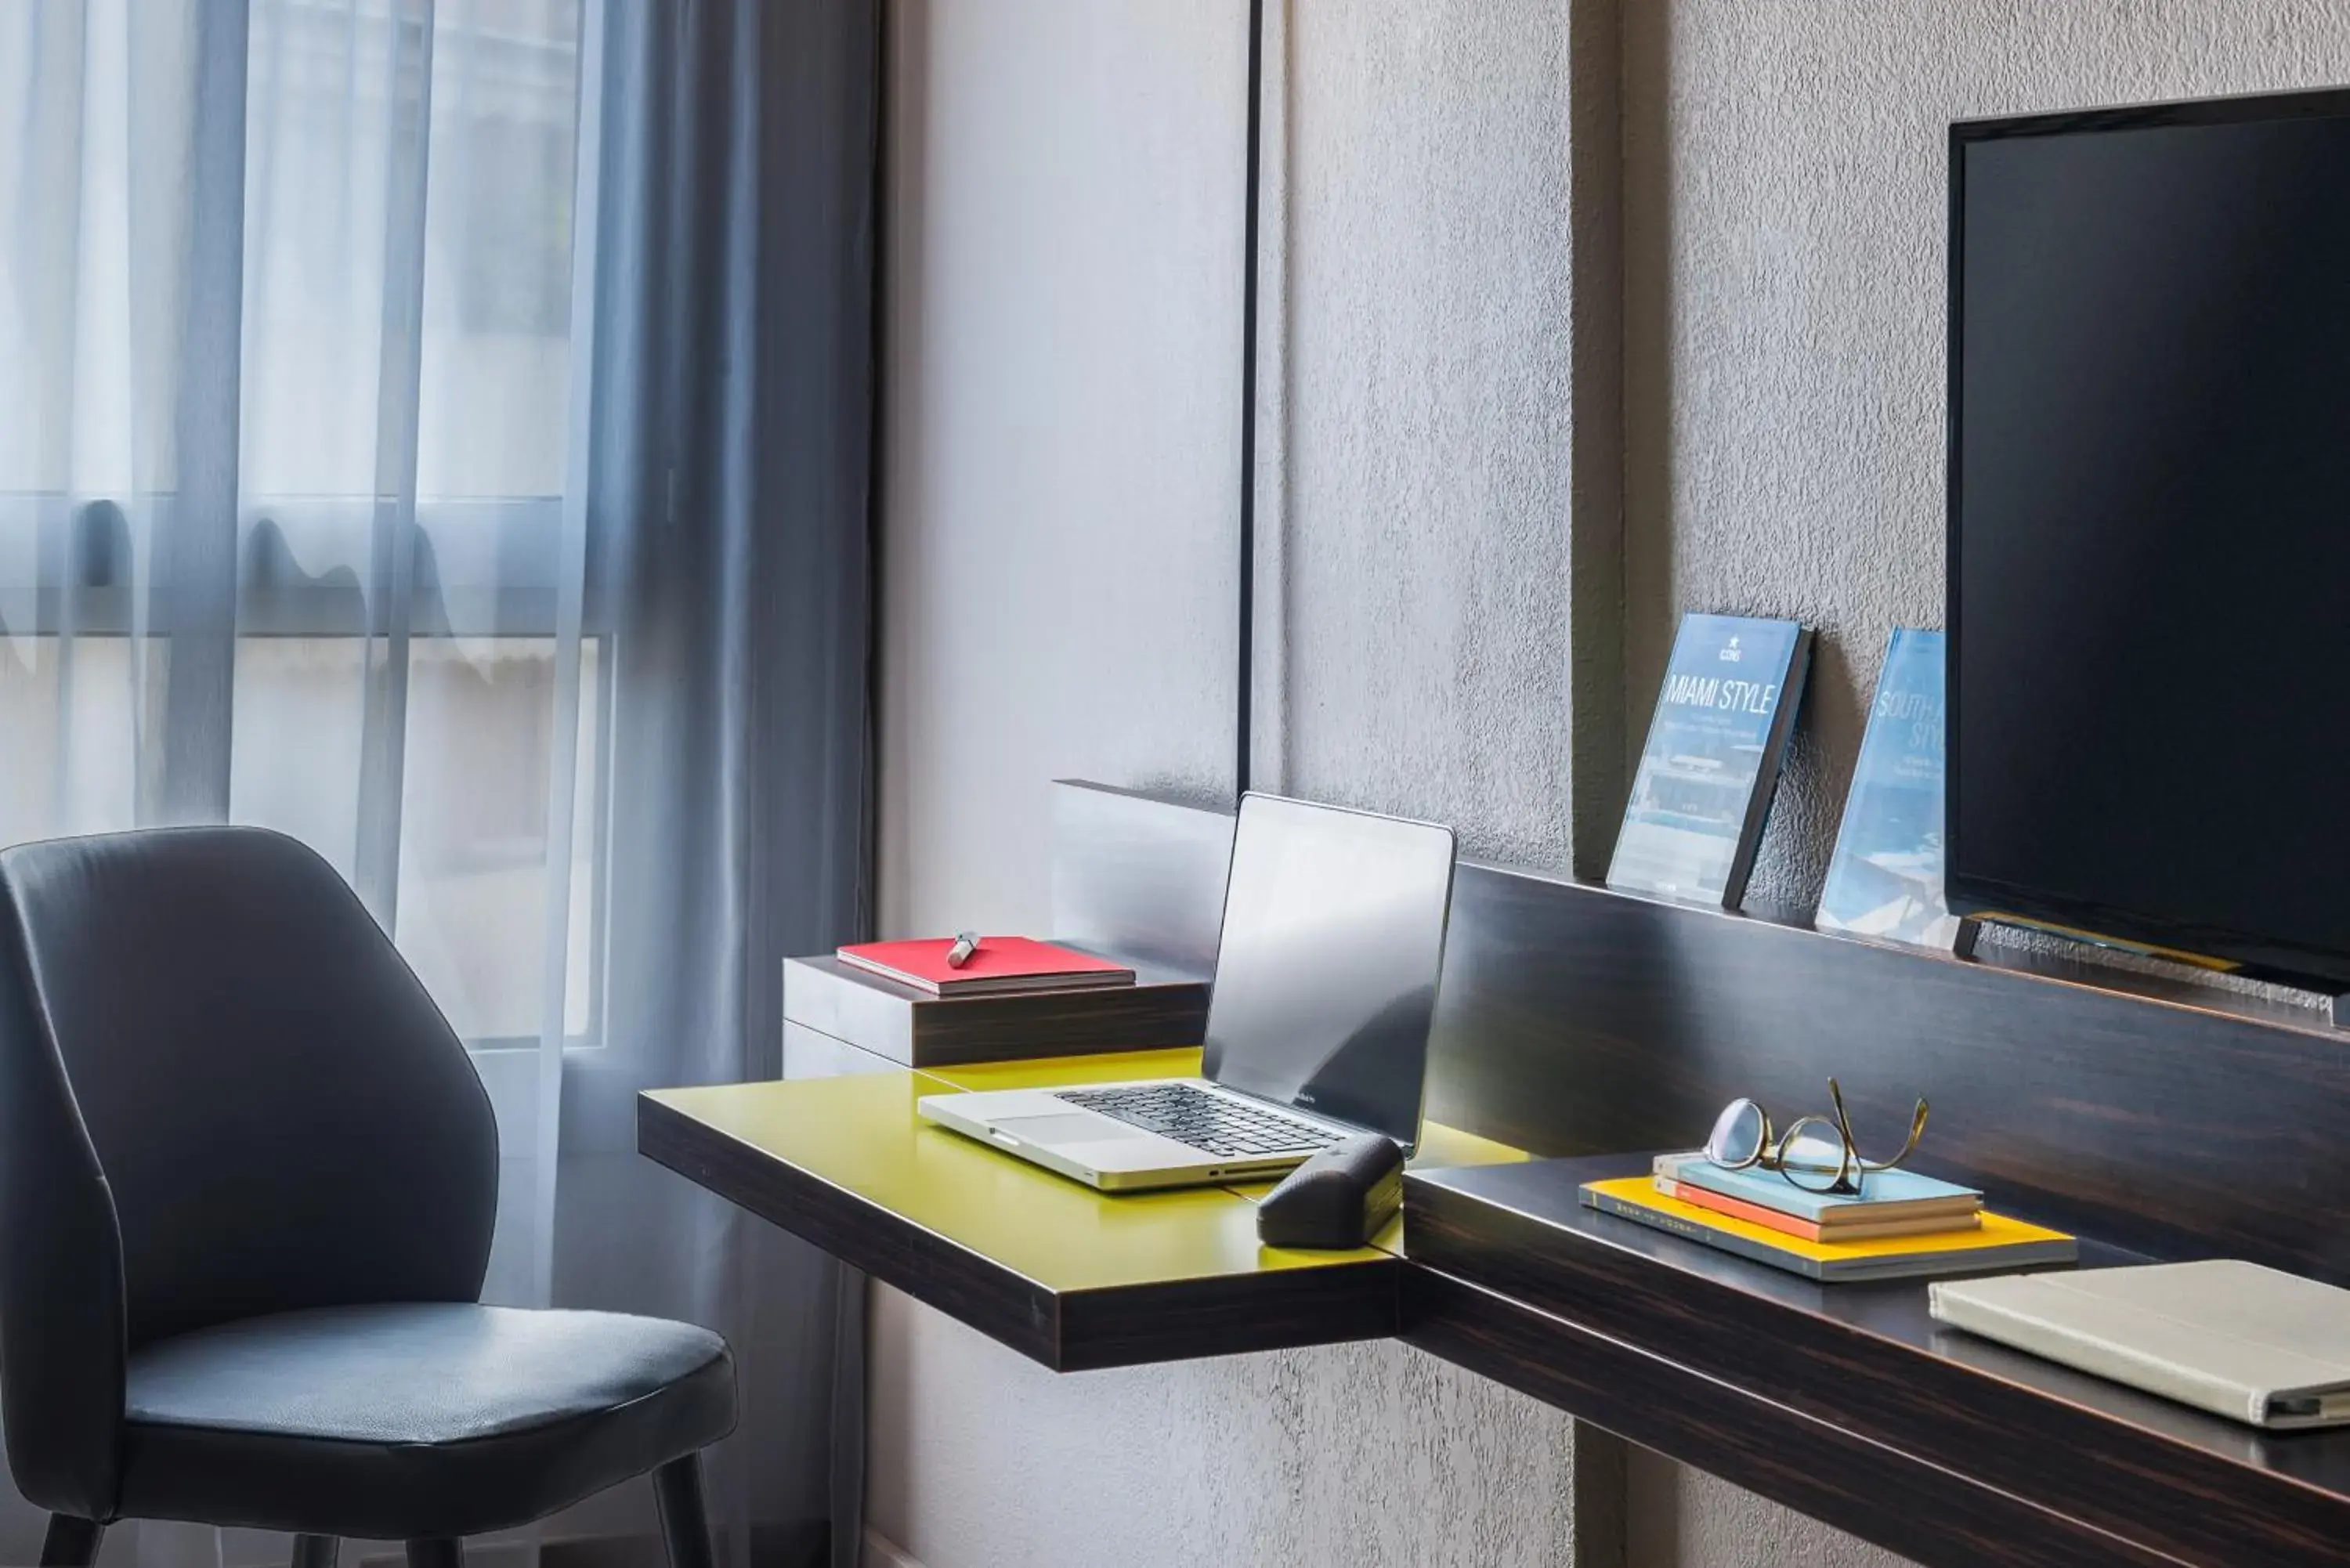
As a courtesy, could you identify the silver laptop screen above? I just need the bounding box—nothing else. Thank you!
[1199,795,1457,1147]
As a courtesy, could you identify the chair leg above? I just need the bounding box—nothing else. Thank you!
[292,1537,340,1568]
[40,1516,103,1568]
[653,1453,717,1568]
[403,1541,463,1568]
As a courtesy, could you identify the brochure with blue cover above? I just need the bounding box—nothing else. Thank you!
[1607,612,1812,907]
[1817,628,1964,949]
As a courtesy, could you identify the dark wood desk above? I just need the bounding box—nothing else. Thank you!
[645,1064,2350,1568]
[642,1050,1401,1371]
[648,780,2350,1568]
[642,1041,1535,1372]
[1406,1157,2350,1568]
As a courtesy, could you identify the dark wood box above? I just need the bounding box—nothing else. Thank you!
[781,954,1209,1068]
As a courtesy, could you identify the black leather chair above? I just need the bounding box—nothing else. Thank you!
[0,828,738,1568]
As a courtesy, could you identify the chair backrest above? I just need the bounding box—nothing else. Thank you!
[0,827,498,1517]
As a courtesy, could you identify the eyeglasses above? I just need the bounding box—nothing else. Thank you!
[1702,1078,1929,1196]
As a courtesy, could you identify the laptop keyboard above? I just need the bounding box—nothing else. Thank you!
[1055,1083,1340,1161]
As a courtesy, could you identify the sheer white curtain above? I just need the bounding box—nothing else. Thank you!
[2,0,591,1263]
[4,0,597,1559]
[2,2,873,1564]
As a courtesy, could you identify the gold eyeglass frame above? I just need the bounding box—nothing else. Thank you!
[1705,1078,1930,1197]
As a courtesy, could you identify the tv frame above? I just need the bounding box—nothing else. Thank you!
[1943,85,2350,992]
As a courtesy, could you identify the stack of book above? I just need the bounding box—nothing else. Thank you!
[1578,1152,2077,1283]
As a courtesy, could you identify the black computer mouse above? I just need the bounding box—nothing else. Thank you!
[1256,1133,1405,1249]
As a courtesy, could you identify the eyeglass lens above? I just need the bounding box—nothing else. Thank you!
[1777,1116,1852,1192]
[1705,1100,1770,1168]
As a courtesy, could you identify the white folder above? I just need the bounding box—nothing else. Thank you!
[1931,1259,2350,1430]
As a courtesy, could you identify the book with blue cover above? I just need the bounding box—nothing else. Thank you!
[1653,1151,1981,1222]
[1817,628,1964,949]
[1607,612,1813,907]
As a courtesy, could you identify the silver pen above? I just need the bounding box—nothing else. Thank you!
[945,930,980,968]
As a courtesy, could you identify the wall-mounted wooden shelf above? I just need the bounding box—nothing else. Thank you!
[1052,779,2350,1281]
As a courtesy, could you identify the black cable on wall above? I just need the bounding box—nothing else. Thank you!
[1235,0,1264,800]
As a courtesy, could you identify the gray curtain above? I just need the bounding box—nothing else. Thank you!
[559,2,876,1566]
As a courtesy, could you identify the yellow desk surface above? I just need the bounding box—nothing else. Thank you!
[639,1050,1525,1369]
[912,1047,1528,1243]
[917,1046,1530,1176]
[646,1070,1381,1294]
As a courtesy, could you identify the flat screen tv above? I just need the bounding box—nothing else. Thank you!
[1948,89,2350,988]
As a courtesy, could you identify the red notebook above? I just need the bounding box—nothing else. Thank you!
[835,937,1135,997]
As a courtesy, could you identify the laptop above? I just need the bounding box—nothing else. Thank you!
[916,793,1457,1190]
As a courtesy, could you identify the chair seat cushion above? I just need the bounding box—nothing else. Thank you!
[118,1303,736,1537]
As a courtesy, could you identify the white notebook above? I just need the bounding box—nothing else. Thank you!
[1930,1259,2350,1429]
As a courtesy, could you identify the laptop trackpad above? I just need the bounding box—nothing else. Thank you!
[985,1112,1130,1147]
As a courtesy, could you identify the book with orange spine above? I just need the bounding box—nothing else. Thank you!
[1656,1175,1980,1243]
[1582,1176,2073,1283]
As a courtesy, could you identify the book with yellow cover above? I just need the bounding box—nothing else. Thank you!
[1580,1176,2076,1283]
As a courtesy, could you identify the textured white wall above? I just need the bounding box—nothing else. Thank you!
[1258,0,1578,868]
[1628,0,2350,920]
[877,0,2350,1564]
[868,1302,1579,1568]
[872,2,1589,1566]
[875,0,1242,939]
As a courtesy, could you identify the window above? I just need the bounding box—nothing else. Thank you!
[0,0,602,1050]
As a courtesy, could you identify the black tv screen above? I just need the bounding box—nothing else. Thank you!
[1948,91,2350,986]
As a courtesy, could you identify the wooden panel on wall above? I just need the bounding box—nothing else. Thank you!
[1423,864,2350,1277]
[1050,779,2350,1281]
